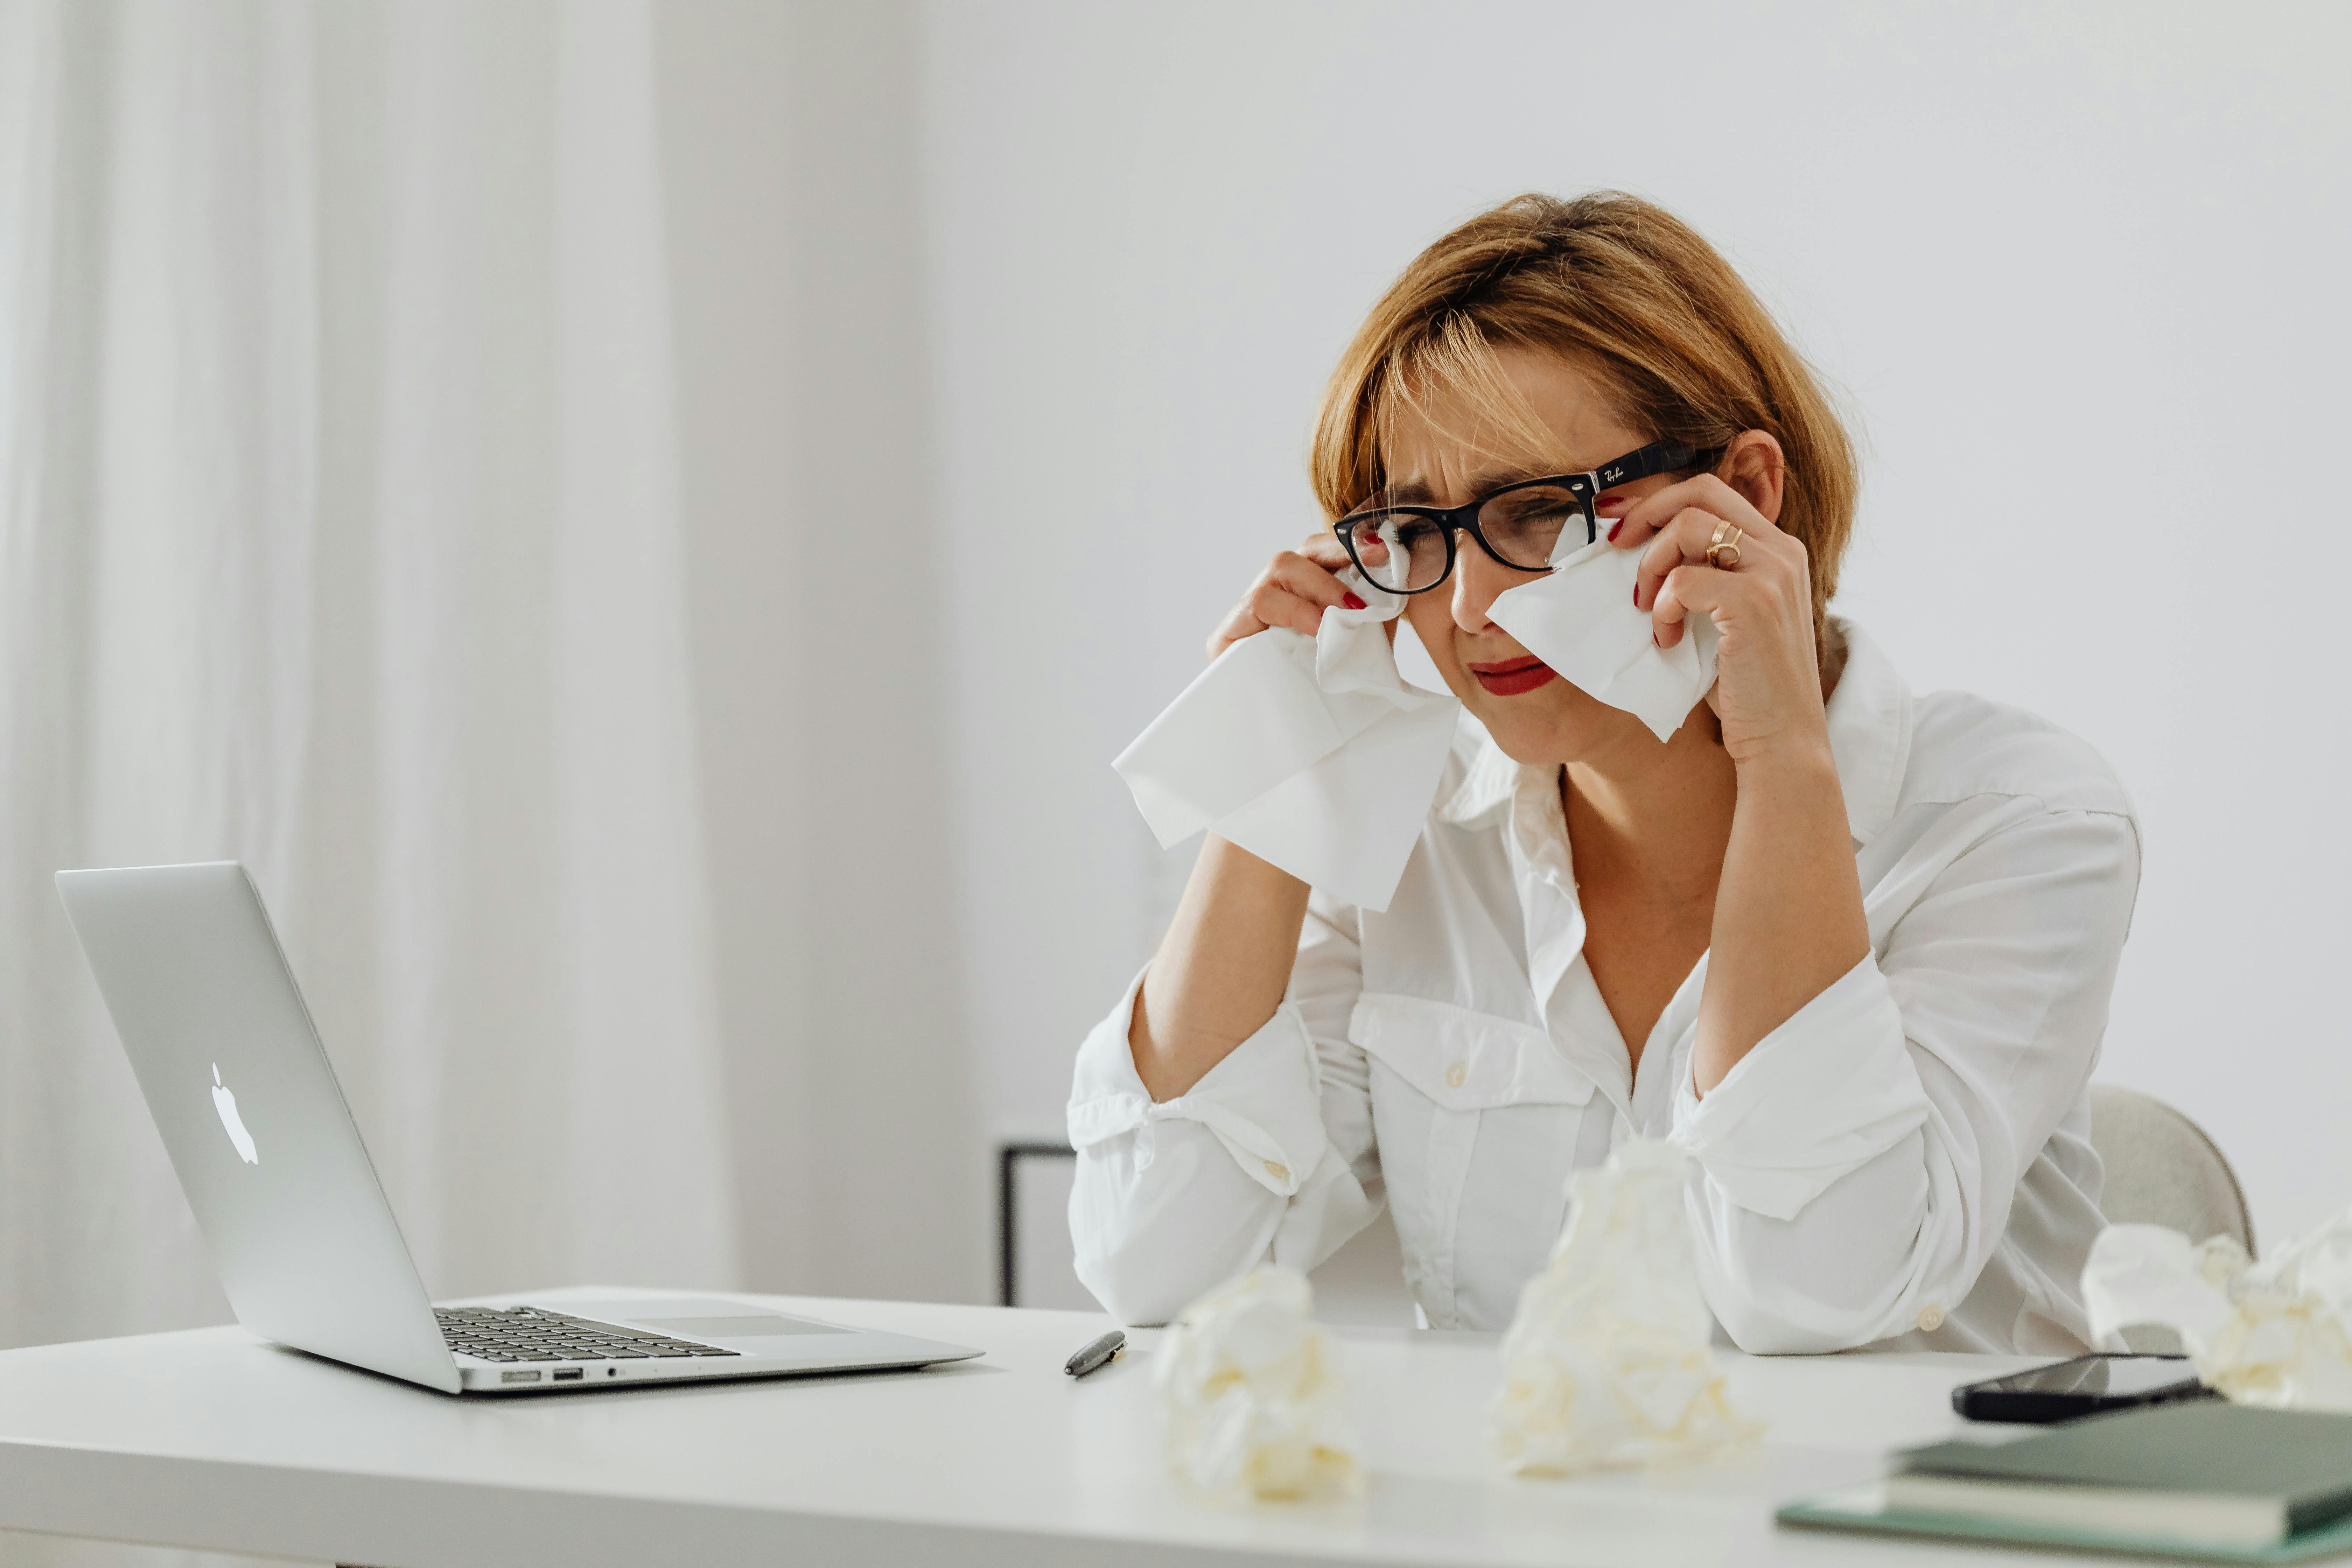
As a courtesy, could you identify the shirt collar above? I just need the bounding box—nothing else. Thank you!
[1822,616,1912,847]
[1436,724,1524,828]
[1434,615,1913,845]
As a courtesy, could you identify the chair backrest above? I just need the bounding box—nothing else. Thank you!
[2088,1081,2255,1254]
[2086,1083,2254,1356]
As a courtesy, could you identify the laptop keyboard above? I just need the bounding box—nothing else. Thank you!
[435,1306,742,1362]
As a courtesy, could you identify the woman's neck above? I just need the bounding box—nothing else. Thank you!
[1558,710,1742,1067]
[1561,711,1740,901]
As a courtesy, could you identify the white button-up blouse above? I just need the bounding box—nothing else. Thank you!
[1067,621,2140,1355]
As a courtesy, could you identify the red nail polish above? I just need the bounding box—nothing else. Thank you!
[1606,520,1623,543]
[1342,592,1366,610]
[1632,583,1641,607]
[1596,492,1627,511]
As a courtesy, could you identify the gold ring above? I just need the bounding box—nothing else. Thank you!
[1705,520,1745,570]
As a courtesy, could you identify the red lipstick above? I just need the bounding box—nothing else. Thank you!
[1468,656,1556,696]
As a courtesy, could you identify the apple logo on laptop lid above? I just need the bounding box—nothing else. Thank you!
[211,1063,259,1165]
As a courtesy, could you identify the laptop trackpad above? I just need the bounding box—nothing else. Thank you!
[633,1315,842,1337]
[562,1298,853,1338]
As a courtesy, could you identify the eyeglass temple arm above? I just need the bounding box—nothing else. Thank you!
[1589,442,1727,490]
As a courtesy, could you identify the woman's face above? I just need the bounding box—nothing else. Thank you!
[1386,347,1693,767]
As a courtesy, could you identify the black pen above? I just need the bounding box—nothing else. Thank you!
[1064,1330,1125,1378]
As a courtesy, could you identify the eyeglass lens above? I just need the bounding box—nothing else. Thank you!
[1343,482,1589,593]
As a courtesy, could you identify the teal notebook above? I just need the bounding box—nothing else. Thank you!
[1778,1404,2352,1564]
[1778,1485,2352,1563]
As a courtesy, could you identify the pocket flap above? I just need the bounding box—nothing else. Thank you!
[1348,992,1595,1110]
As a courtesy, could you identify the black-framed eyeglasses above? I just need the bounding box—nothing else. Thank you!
[1330,441,1724,595]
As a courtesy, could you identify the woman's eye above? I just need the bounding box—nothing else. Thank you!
[1489,495,1574,526]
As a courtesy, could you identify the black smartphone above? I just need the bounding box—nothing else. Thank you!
[1951,1353,2218,1424]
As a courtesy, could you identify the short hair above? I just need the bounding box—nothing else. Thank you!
[1310,191,1858,669]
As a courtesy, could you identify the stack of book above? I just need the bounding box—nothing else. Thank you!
[1778,1403,2352,1562]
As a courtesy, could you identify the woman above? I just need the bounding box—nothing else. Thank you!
[1067,192,2137,1354]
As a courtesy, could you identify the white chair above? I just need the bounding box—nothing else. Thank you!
[2087,1081,2256,1353]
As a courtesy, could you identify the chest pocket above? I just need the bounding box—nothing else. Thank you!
[1348,992,1596,1111]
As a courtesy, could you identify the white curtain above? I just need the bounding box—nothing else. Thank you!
[0,0,738,1392]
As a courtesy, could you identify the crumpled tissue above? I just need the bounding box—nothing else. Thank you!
[1490,1139,1758,1474]
[1488,536,1718,743]
[2084,1210,2352,1412]
[1112,574,1457,912]
[1155,1265,1359,1503]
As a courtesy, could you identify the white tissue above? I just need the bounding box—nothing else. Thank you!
[2085,1211,2352,1412]
[1112,577,1458,912]
[1155,1266,1359,1503]
[1490,1139,1758,1474]
[1487,538,1717,743]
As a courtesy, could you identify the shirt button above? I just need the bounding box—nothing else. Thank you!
[1917,1303,1945,1333]
[1445,1061,1468,1089]
[1263,1160,1289,1183]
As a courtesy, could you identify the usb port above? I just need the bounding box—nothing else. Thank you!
[553,1367,584,1381]
[501,1370,542,1384]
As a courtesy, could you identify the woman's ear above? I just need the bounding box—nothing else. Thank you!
[1720,430,1786,525]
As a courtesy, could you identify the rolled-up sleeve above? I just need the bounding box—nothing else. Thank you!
[1671,800,2141,1353]
[1067,894,1381,1324]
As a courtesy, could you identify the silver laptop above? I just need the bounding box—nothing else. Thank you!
[56,861,981,1394]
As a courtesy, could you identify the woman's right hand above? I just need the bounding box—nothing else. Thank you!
[1205,533,1366,661]
[1136,534,1368,1100]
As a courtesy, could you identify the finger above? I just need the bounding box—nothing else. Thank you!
[1633,506,1718,612]
[1209,555,1348,657]
[1208,595,1317,658]
[1650,561,1739,649]
[1603,472,1776,554]
[1648,557,1806,653]
[1634,506,1729,603]
[1633,504,1796,611]
[1297,532,1353,570]
[1245,578,1328,638]
[1208,543,1372,659]
[1265,550,1354,610]
[1301,532,1373,601]
[1213,597,1270,653]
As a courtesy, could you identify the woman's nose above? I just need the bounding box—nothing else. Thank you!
[1450,544,1514,634]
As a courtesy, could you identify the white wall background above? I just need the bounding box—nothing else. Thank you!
[656,0,985,1312]
[924,1,2352,1245]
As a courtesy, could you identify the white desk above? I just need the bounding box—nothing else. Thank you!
[0,1285,2100,1567]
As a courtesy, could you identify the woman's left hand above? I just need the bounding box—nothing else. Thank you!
[1604,469,1869,1094]
[1603,475,1830,770]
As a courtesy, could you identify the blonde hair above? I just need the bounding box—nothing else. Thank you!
[1310,191,1858,667]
